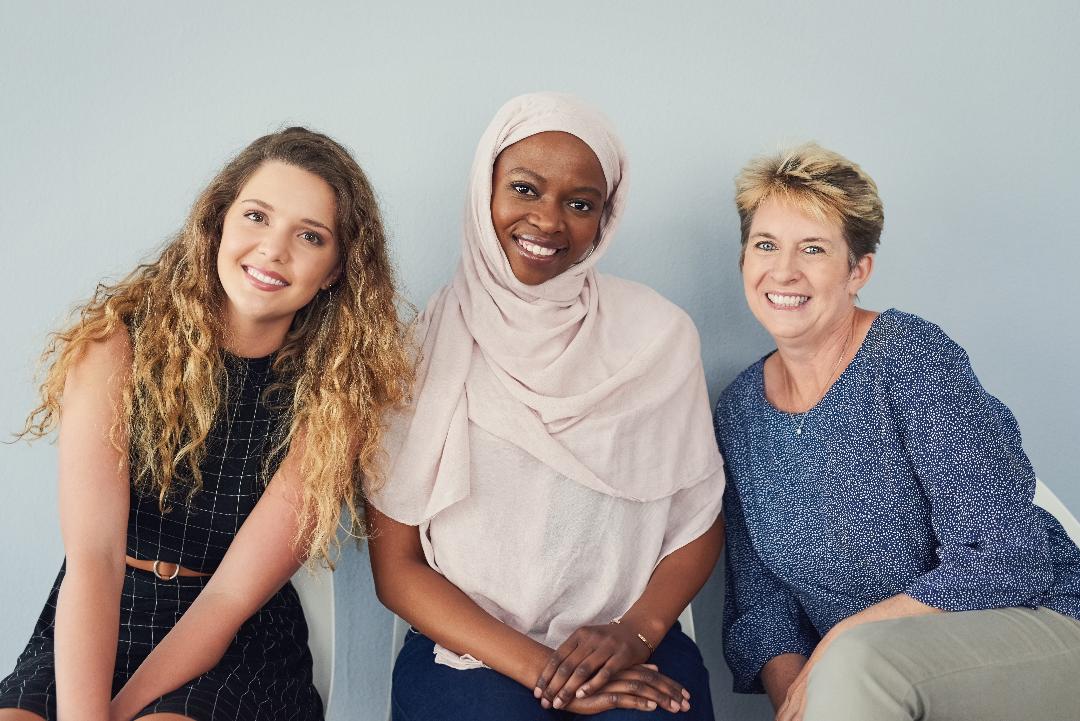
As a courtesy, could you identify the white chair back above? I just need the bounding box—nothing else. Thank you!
[1035,478,1080,545]
[292,568,335,711]
[677,605,696,641]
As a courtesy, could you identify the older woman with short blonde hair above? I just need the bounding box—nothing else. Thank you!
[714,142,1080,721]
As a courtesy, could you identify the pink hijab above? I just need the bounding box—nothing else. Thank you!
[372,92,722,524]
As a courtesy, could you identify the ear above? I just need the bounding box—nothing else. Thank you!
[322,264,342,290]
[847,253,874,296]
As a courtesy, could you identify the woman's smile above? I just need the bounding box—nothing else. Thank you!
[765,292,810,309]
[242,264,290,289]
[512,232,566,260]
[490,131,606,285]
[216,161,341,341]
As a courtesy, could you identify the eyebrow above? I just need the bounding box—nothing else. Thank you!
[750,231,833,243]
[505,167,604,199]
[239,198,335,238]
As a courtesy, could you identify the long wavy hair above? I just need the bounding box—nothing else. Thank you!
[20,127,412,566]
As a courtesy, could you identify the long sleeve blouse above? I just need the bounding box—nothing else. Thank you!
[713,309,1080,693]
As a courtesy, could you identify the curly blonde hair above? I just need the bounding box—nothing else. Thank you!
[735,142,884,268]
[21,127,412,566]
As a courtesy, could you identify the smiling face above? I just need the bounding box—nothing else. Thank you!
[742,196,873,347]
[216,161,341,352]
[490,131,607,285]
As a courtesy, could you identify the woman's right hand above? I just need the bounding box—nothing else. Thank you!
[566,664,691,715]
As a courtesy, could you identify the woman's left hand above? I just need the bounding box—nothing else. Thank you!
[775,661,811,721]
[774,595,943,720]
[535,622,653,709]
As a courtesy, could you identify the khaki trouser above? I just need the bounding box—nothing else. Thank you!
[804,607,1080,721]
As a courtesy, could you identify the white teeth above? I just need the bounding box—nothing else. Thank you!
[517,237,557,257]
[246,267,287,286]
[767,293,809,307]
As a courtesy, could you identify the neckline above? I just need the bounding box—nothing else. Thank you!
[757,309,893,418]
[223,349,275,373]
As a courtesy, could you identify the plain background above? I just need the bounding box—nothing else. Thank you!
[1,2,1077,719]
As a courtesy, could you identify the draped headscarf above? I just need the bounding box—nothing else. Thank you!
[370,92,722,524]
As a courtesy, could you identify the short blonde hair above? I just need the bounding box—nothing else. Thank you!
[735,142,884,267]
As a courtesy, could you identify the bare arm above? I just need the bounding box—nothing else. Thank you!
[365,503,688,715]
[621,515,725,655]
[365,502,552,687]
[536,514,725,708]
[108,446,310,721]
[760,654,806,710]
[54,331,133,721]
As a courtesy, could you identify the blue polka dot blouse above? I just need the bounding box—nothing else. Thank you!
[713,309,1080,694]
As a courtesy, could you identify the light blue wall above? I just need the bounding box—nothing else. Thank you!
[1,2,1077,719]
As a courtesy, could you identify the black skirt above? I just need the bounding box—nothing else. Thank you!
[0,564,322,720]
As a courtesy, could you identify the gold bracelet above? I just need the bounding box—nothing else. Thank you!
[609,619,656,652]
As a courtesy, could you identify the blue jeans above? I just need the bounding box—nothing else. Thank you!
[391,622,714,721]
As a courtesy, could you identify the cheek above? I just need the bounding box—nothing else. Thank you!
[740,259,763,290]
[215,235,234,270]
[489,199,515,239]
[217,220,250,256]
[571,216,602,246]
[301,247,342,287]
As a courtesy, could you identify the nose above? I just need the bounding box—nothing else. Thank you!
[527,199,564,234]
[257,227,291,263]
[769,247,801,283]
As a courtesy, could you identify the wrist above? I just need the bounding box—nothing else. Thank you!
[518,640,557,689]
[609,618,659,663]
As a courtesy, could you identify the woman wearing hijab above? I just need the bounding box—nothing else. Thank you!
[366,93,724,720]
[715,142,1080,721]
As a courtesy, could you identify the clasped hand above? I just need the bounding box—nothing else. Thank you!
[533,623,690,715]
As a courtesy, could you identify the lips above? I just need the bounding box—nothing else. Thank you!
[766,292,809,308]
[243,265,290,290]
[513,233,566,261]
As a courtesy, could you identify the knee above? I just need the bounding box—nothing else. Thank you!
[807,624,913,702]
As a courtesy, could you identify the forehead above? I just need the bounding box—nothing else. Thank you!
[750,196,843,239]
[236,161,337,220]
[494,131,606,191]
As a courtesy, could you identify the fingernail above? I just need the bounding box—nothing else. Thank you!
[575,688,586,698]
[533,687,541,699]
[540,699,550,709]
[683,701,691,711]
[646,701,657,710]
[670,700,681,712]
[553,698,564,709]
[682,689,691,699]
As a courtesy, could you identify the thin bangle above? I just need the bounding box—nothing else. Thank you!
[610,619,656,652]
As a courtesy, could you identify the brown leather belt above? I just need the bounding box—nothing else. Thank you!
[125,555,211,580]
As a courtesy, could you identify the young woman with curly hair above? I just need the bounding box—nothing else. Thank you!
[0,127,412,721]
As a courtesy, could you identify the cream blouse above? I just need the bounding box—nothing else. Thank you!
[417,424,724,669]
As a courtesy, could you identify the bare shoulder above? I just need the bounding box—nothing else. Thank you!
[64,326,133,392]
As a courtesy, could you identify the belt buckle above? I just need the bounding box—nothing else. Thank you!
[152,559,180,581]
